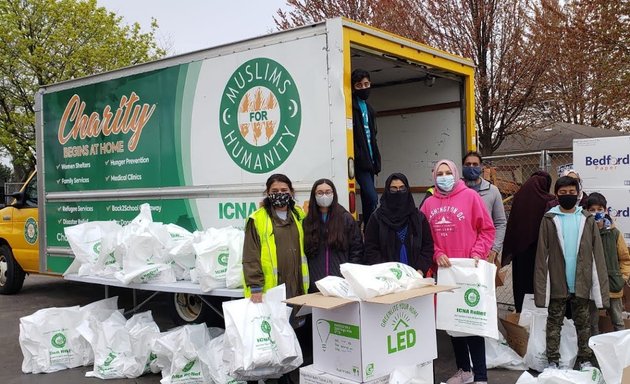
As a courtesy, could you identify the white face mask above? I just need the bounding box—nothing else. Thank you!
[315,194,334,208]
[436,175,455,192]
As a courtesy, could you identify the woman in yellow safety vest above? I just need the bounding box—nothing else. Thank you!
[242,173,309,304]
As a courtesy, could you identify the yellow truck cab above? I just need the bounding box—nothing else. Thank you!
[0,171,39,293]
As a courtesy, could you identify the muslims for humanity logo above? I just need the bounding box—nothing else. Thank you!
[219,58,301,174]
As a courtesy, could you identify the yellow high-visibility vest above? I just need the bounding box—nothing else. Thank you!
[243,206,309,297]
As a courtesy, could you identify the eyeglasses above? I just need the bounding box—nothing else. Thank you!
[316,191,334,197]
[389,186,408,193]
[354,81,371,89]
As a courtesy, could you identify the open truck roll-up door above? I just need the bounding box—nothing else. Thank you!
[337,19,476,209]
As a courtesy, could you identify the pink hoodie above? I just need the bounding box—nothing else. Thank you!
[420,159,495,261]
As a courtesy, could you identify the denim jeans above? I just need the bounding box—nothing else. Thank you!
[355,169,378,227]
[451,335,487,381]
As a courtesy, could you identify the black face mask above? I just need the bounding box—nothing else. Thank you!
[354,88,370,101]
[558,194,578,210]
[268,192,292,208]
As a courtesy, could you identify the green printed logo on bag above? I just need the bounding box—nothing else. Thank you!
[381,303,419,354]
[390,267,402,280]
[464,288,480,307]
[182,359,195,372]
[260,319,275,344]
[218,252,229,267]
[51,332,67,348]
[103,351,117,367]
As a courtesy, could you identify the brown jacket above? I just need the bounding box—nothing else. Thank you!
[610,224,630,299]
[534,209,610,309]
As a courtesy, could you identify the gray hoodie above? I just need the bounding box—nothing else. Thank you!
[471,178,507,254]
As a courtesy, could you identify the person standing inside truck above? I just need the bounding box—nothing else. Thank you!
[303,178,364,292]
[420,159,495,384]
[461,151,506,264]
[364,173,434,276]
[351,69,381,229]
[503,171,556,312]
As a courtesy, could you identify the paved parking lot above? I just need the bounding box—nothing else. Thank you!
[1,274,527,384]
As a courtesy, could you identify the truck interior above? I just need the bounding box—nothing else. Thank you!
[351,47,468,209]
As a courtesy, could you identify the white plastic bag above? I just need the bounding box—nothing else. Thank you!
[78,310,160,379]
[524,312,578,372]
[19,297,119,374]
[113,204,176,285]
[164,224,196,281]
[83,310,160,379]
[153,324,213,384]
[515,371,537,384]
[537,367,605,384]
[225,229,245,289]
[340,262,433,300]
[193,228,231,291]
[436,259,499,339]
[63,221,122,277]
[485,334,527,370]
[222,284,303,380]
[315,276,359,299]
[207,334,246,384]
[388,361,433,384]
[589,329,630,384]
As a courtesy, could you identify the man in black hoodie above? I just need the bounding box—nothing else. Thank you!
[352,68,381,228]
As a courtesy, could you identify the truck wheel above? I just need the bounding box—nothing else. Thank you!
[0,244,26,295]
[168,293,225,327]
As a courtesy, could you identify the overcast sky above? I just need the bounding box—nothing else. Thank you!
[97,0,290,55]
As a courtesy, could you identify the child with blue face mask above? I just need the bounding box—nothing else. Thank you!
[586,192,630,335]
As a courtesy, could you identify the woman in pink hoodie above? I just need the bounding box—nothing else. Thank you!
[420,159,495,384]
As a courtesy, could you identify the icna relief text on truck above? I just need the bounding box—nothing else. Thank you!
[0,18,476,298]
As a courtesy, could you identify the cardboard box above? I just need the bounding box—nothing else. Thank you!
[623,365,630,384]
[583,188,630,246]
[574,136,630,189]
[287,286,452,382]
[598,311,630,333]
[299,362,433,384]
[500,313,528,357]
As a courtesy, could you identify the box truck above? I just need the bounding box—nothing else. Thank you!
[0,18,475,322]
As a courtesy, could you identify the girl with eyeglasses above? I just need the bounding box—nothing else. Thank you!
[303,178,364,292]
[364,173,434,276]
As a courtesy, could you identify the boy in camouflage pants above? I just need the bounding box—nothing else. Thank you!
[534,177,609,369]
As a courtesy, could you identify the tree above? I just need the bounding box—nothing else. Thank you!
[0,0,165,180]
[530,0,629,130]
[275,0,555,154]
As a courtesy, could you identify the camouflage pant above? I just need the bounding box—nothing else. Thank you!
[546,295,594,365]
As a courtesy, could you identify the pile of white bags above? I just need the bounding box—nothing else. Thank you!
[516,294,578,372]
[315,276,359,300]
[19,297,119,374]
[589,329,630,384]
[485,334,527,370]
[436,259,499,339]
[222,284,303,380]
[63,203,245,288]
[192,227,245,291]
[152,323,215,384]
[77,310,160,379]
[339,262,434,300]
[515,367,605,384]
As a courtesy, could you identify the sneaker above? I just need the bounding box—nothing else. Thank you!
[546,362,559,370]
[579,361,594,370]
[446,369,474,384]
[473,382,488,384]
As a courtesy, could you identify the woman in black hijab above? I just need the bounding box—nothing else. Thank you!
[503,171,556,312]
[364,173,434,275]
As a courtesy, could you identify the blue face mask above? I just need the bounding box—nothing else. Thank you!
[462,166,482,181]
[436,175,455,192]
[594,212,605,221]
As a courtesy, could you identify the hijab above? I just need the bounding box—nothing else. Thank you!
[378,173,419,230]
[432,159,464,196]
[502,171,555,266]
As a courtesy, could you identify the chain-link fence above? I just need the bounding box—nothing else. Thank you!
[483,150,573,308]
